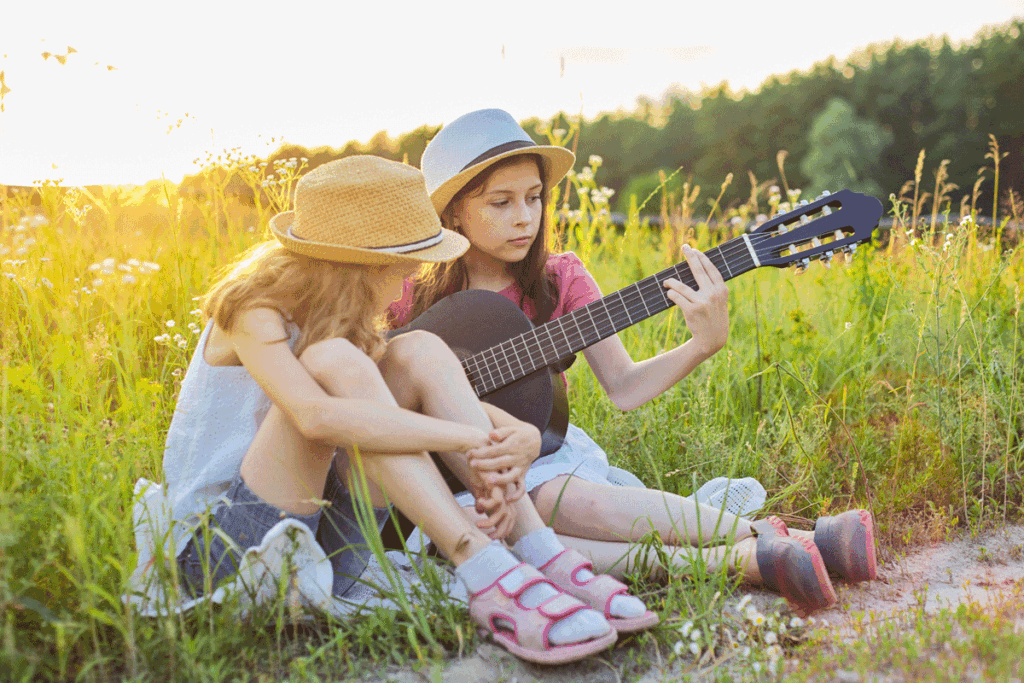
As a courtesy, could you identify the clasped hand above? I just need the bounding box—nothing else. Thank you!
[464,419,541,539]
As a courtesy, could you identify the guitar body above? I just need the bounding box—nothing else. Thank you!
[392,289,570,455]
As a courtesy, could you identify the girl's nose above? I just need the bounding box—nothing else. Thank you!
[513,198,532,225]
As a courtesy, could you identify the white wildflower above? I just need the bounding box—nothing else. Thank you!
[688,641,701,656]
[680,621,693,637]
[88,263,101,272]
[588,154,603,167]
[767,644,783,662]
[102,257,116,268]
[673,641,686,657]
[41,278,53,289]
[790,616,804,629]
[92,278,103,287]
[190,309,202,316]
[690,628,702,642]
[166,320,176,328]
[845,321,852,331]
[122,274,137,284]
[764,631,778,644]
[736,594,753,612]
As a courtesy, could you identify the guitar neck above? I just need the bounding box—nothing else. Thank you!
[463,235,759,396]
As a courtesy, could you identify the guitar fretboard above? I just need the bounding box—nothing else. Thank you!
[461,236,758,396]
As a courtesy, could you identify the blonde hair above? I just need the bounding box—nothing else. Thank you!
[202,241,385,359]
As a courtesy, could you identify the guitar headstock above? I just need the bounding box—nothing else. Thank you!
[748,190,883,270]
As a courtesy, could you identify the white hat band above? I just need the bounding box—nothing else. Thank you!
[287,226,444,254]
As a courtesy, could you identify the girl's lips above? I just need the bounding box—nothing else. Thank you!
[508,237,532,246]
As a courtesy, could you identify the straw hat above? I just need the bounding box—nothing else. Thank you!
[421,108,576,214]
[269,156,469,265]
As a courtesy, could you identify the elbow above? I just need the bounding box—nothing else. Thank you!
[607,389,642,412]
[292,404,331,443]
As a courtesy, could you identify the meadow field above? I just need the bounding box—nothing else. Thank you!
[1,140,1022,682]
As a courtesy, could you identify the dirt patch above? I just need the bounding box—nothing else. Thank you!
[820,523,1024,631]
[353,526,1024,682]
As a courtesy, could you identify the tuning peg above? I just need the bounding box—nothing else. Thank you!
[811,237,822,248]
[820,250,834,268]
[794,257,811,274]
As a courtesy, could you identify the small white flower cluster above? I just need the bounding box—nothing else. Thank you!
[1,213,48,257]
[670,594,815,676]
[154,318,198,350]
[942,231,954,252]
[80,257,160,289]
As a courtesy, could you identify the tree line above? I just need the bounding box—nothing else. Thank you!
[183,19,1023,218]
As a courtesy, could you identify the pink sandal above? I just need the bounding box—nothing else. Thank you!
[467,562,617,665]
[539,549,660,633]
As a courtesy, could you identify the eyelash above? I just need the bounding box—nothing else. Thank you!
[492,196,541,207]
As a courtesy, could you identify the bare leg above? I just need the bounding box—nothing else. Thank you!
[533,476,755,546]
[455,504,761,583]
[379,331,547,543]
[239,338,491,565]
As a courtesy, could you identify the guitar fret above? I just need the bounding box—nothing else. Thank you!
[510,333,533,376]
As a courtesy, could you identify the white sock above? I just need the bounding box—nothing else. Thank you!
[455,541,609,646]
[513,527,648,620]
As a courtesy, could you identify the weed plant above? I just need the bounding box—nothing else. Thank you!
[0,138,1021,680]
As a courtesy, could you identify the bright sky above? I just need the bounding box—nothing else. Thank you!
[1,0,1022,186]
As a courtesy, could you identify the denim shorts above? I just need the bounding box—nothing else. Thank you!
[178,463,389,598]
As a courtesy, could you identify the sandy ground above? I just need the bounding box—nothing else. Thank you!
[356,525,1024,683]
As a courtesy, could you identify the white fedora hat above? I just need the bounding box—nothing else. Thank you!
[421,108,576,214]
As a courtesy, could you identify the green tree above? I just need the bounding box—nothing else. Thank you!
[800,97,893,198]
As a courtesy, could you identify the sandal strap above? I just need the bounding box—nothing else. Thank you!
[540,549,631,619]
[468,562,590,652]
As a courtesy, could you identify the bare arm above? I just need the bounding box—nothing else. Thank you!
[231,308,489,454]
[582,246,729,411]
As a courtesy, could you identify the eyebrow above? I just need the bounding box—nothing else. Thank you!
[484,183,544,196]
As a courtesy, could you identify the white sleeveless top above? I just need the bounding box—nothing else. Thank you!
[160,319,297,556]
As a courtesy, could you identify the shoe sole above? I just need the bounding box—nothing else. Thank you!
[758,535,837,615]
[816,509,877,582]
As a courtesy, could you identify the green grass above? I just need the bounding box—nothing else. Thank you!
[1,141,1022,681]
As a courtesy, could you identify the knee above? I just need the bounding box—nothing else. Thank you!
[386,330,456,366]
[384,330,462,381]
[299,338,383,398]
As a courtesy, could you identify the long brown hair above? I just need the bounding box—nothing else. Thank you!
[400,154,558,325]
[202,241,386,359]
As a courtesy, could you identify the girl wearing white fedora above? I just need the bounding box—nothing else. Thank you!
[141,155,637,664]
[387,108,878,616]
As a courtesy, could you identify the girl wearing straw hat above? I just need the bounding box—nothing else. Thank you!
[138,155,643,664]
[387,109,878,616]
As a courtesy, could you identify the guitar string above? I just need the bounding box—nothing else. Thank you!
[464,226,853,393]
[465,227,844,393]
[465,216,862,392]
[465,233,763,393]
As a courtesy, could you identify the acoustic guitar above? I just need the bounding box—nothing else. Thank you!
[394,189,883,456]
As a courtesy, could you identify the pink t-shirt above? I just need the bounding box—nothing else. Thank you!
[387,252,604,390]
[387,251,603,328]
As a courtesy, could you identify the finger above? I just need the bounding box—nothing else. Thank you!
[487,426,515,442]
[492,502,516,540]
[505,478,525,503]
[698,248,727,286]
[470,454,521,472]
[683,245,714,289]
[663,276,696,301]
[484,467,525,488]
